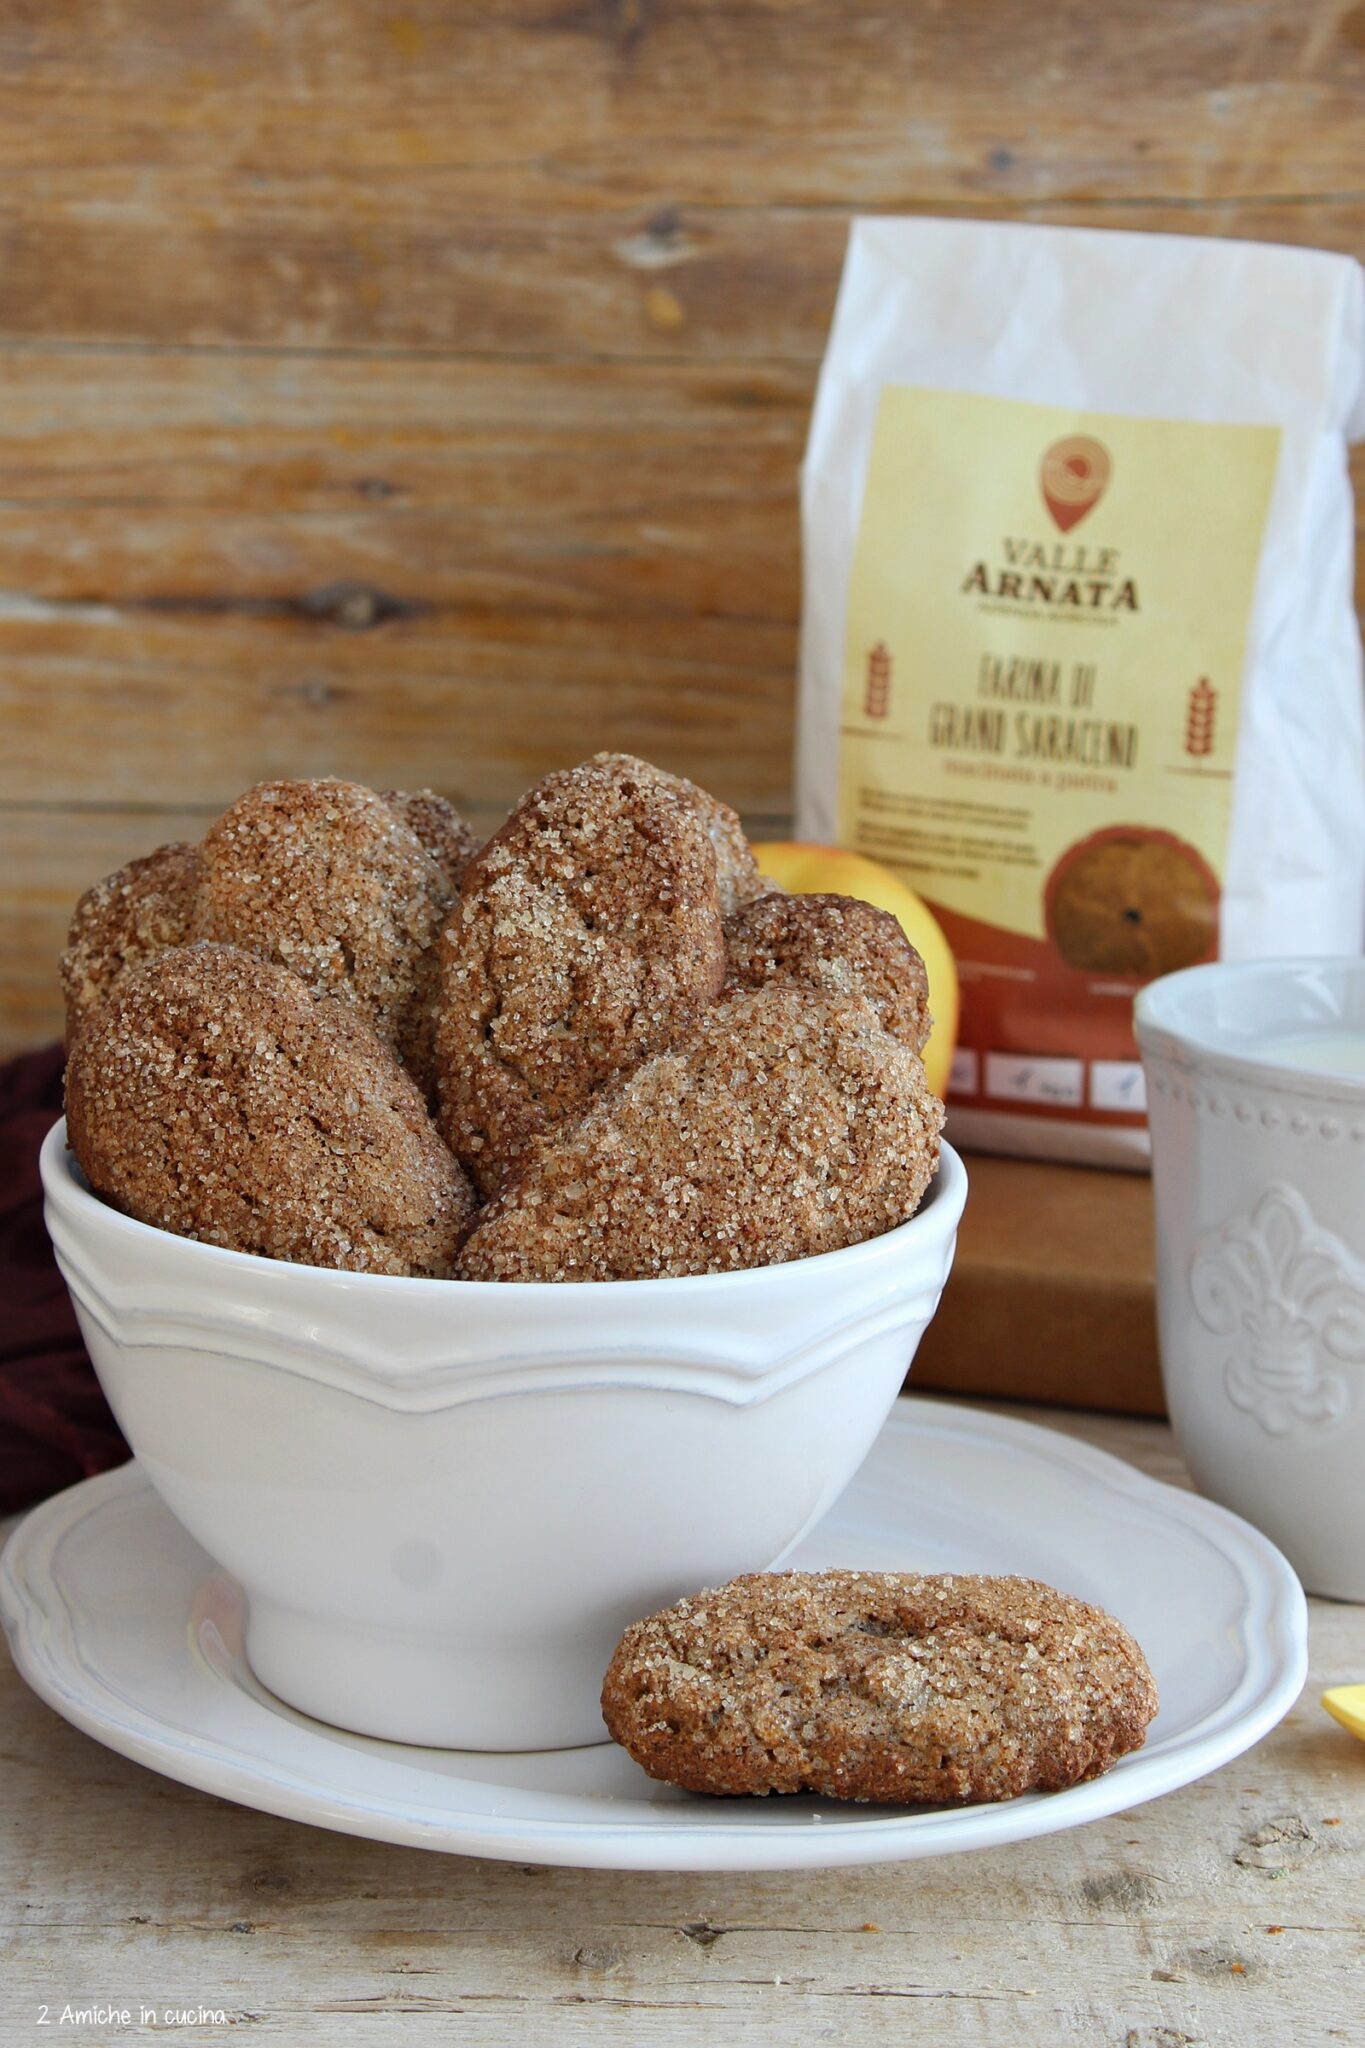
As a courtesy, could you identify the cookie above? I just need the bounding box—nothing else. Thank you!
[458,984,943,1281]
[725,890,931,1051]
[382,788,482,897]
[634,757,765,916]
[193,778,450,1087]
[65,942,475,1276]
[601,1569,1158,1802]
[61,841,202,1042]
[436,752,728,1197]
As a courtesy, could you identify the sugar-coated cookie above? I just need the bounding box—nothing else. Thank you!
[602,1569,1158,1802]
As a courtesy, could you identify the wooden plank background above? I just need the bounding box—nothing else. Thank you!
[3,0,1364,1053]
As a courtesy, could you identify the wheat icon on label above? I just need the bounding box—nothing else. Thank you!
[1185,677,1217,758]
[864,642,892,720]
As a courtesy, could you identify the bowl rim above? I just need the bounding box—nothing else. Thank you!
[1134,955,1365,1100]
[41,1117,967,1300]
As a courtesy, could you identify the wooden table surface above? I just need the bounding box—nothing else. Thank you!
[3,1398,1361,2048]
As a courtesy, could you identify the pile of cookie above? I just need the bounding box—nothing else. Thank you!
[62,753,944,1281]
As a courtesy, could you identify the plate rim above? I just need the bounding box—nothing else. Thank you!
[0,1399,1309,1872]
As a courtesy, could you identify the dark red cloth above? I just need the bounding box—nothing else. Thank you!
[0,1046,128,1513]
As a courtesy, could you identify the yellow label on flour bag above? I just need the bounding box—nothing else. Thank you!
[799,220,1365,1167]
[841,389,1278,940]
[837,389,1278,1130]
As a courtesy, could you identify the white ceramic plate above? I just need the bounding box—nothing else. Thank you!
[0,1400,1306,1871]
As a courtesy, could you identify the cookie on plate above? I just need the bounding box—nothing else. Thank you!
[436,753,729,1197]
[458,984,942,1281]
[601,1568,1158,1803]
[65,942,475,1277]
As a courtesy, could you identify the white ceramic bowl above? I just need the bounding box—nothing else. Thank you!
[1136,958,1365,1600]
[41,1120,966,1749]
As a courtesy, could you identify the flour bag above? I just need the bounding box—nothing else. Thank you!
[798,218,1365,1166]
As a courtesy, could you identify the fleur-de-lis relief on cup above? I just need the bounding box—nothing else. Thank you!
[1189,1186,1365,1438]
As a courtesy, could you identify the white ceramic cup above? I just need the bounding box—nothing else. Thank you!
[1135,958,1365,1600]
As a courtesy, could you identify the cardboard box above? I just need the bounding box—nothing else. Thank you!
[911,1155,1163,1415]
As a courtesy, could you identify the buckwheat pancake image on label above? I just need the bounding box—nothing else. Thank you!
[1045,828,1219,980]
[798,218,1365,1166]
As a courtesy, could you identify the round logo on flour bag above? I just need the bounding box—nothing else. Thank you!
[1040,436,1111,533]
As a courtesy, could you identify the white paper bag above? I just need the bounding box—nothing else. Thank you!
[798,218,1365,1166]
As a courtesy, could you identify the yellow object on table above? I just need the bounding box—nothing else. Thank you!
[1322,1685,1365,1742]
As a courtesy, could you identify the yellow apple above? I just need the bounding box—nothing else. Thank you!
[749,842,959,1098]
